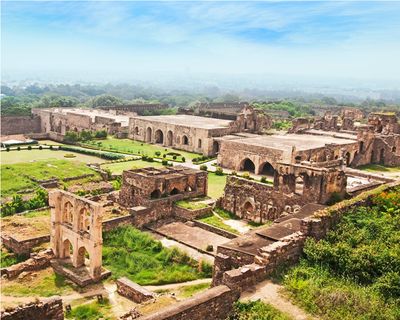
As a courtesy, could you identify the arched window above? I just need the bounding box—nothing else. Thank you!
[134,127,139,135]
[79,208,91,232]
[182,135,189,145]
[170,188,180,195]
[242,201,254,219]
[167,131,173,146]
[63,201,74,224]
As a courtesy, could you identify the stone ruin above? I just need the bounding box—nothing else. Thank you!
[220,159,347,223]
[49,190,111,286]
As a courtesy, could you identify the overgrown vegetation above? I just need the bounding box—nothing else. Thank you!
[229,300,292,320]
[0,189,48,217]
[283,187,400,320]
[102,226,212,285]
[66,298,113,320]
[60,145,124,160]
[198,214,239,235]
[64,130,107,143]
[175,199,209,210]
[0,247,27,268]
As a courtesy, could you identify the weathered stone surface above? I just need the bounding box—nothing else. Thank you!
[117,277,155,303]
[0,297,64,320]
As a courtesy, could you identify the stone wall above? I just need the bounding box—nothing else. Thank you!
[117,277,155,303]
[102,215,135,232]
[1,115,41,135]
[0,298,64,320]
[136,285,239,320]
[0,249,54,279]
[173,205,212,220]
[1,234,50,255]
[192,220,238,239]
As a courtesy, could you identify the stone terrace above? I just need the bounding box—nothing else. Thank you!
[132,115,233,129]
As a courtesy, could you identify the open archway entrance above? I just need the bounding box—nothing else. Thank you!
[170,188,180,195]
[345,152,351,166]
[260,162,274,177]
[379,148,385,164]
[62,239,73,259]
[241,158,255,173]
[212,141,220,154]
[167,130,173,146]
[76,246,90,268]
[182,135,189,145]
[242,201,254,220]
[155,129,164,144]
[150,189,161,199]
[146,127,152,143]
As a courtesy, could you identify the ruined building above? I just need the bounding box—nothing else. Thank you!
[49,190,110,286]
[220,159,347,223]
[128,107,271,156]
[119,166,208,226]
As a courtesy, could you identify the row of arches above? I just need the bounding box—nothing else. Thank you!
[150,186,194,199]
[240,158,275,176]
[63,201,91,232]
[143,127,190,147]
[61,238,90,268]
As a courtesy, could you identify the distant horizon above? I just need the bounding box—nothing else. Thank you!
[2,1,400,88]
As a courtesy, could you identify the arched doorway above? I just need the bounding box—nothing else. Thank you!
[260,162,274,177]
[134,127,139,135]
[345,152,351,166]
[242,201,254,220]
[182,135,189,145]
[150,189,161,199]
[241,158,255,173]
[62,239,73,259]
[76,246,89,268]
[155,129,164,144]
[146,127,152,143]
[170,188,180,195]
[295,176,304,195]
[167,130,173,146]
[212,141,220,154]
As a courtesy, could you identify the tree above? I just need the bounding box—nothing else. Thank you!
[87,94,124,108]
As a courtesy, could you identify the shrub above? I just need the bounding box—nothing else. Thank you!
[200,165,208,171]
[173,155,177,160]
[260,176,267,183]
[163,154,166,158]
[59,146,124,160]
[231,171,237,176]
[155,151,161,156]
[0,189,48,217]
[27,145,32,150]
[17,146,21,151]
[49,145,53,150]
[162,159,168,166]
[205,244,213,252]
[63,153,76,158]
[242,172,250,179]
[215,167,224,176]
[181,157,186,162]
[6,147,10,152]
[38,145,43,150]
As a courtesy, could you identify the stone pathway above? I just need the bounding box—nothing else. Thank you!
[240,280,317,320]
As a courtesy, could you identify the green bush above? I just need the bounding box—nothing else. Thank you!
[260,176,267,183]
[38,145,43,150]
[215,167,224,176]
[155,151,161,156]
[200,165,208,171]
[242,172,250,179]
[181,157,186,162]
[173,155,177,160]
[27,145,32,150]
[60,146,124,160]
[162,159,169,166]
[229,300,292,320]
[6,147,10,152]
[0,189,48,217]
[49,145,53,150]
[17,146,21,151]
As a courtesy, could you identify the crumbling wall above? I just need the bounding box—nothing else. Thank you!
[136,285,239,320]
[117,277,155,303]
[0,298,64,320]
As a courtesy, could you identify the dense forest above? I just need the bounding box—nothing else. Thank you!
[1,83,399,116]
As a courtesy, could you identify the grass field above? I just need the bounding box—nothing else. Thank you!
[102,226,212,285]
[197,214,240,235]
[83,136,200,161]
[207,172,227,199]
[229,300,292,320]
[66,298,114,320]
[1,159,100,196]
[1,149,106,165]
[100,159,163,174]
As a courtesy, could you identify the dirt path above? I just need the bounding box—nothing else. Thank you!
[240,280,317,320]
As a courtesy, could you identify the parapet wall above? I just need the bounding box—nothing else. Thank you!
[0,298,63,320]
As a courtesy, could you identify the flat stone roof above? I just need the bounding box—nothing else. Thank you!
[305,129,358,140]
[221,133,358,151]
[132,115,233,129]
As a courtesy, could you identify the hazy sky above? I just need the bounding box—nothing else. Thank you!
[2,1,400,83]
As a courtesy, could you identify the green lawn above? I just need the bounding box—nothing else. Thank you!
[229,301,293,320]
[83,136,200,161]
[358,164,400,172]
[207,172,227,199]
[1,149,107,165]
[197,214,239,235]
[102,226,212,285]
[175,199,209,210]
[101,159,164,174]
[1,159,100,196]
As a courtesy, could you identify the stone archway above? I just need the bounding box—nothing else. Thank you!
[150,189,161,199]
[167,130,173,146]
[170,188,180,195]
[260,161,274,177]
[78,208,91,232]
[241,158,255,173]
[182,135,189,145]
[155,129,164,144]
[76,246,89,268]
[379,148,385,164]
[212,141,220,154]
[63,201,74,225]
[62,238,73,259]
[242,201,254,220]
[146,127,152,143]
